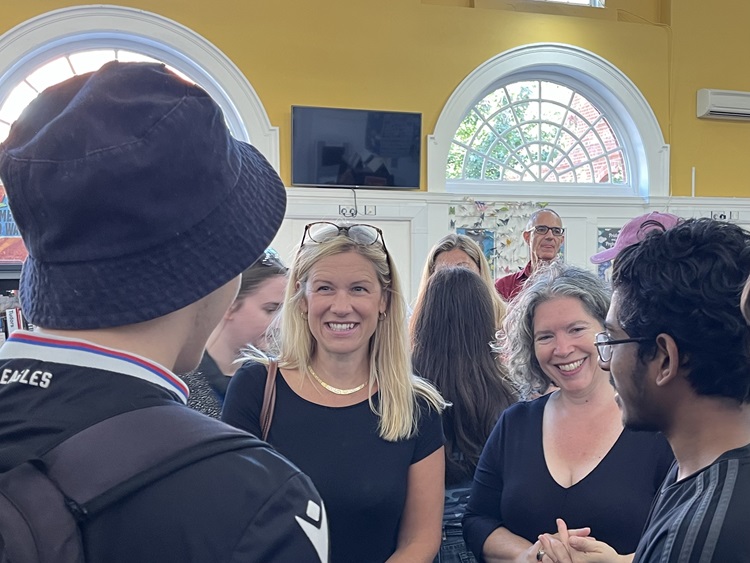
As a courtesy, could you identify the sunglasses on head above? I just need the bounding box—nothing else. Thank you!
[299,222,389,253]
[298,222,392,276]
[259,247,284,267]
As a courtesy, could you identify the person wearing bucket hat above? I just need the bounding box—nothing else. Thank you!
[0,62,328,562]
[590,212,681,264]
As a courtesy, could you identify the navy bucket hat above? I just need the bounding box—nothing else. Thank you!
[0,61,286,329]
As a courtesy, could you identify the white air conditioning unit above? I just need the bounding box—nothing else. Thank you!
[697,89,750,121]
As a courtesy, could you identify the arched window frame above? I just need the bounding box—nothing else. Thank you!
[428,43,669,200]
[0,5,280,169]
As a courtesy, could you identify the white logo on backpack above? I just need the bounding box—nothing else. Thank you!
[295,500,329,563]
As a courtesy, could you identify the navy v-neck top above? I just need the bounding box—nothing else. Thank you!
[463,393,674,557]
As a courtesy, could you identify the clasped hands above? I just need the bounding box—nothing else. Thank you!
[534,518,629,563]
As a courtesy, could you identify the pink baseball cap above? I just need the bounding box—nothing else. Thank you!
[590,212,681,264]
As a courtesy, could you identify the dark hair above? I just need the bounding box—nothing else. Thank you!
[638,218,669,235]
[411,267,516,485]
[234,250,288,305]
[612,218,750,402]
[502,263,610,399]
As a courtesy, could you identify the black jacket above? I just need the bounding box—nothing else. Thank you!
[0,331,328,562]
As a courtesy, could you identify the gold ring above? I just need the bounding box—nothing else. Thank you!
[537,549,546,561]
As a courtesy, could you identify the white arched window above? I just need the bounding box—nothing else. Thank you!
[428,44,669,199]
[0,49,197,143]
[448,79,627,185]
[535,0,605,6]
[0,5,279,167]
[0,5,280,268]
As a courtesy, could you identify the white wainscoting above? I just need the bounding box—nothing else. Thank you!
[274,187,750,304]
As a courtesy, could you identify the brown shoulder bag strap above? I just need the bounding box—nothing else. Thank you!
[259,359,278,441]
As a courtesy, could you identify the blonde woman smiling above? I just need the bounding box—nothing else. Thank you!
[223,222,446,563]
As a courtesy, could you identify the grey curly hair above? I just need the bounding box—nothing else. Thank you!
[501,262,610,399]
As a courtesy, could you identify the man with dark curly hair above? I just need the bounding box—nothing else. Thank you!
[537,218,750,563]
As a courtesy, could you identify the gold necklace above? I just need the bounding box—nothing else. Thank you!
[308,364,367,395]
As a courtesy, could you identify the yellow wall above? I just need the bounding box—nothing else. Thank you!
[1,0,746,196]
[670,0,750,197]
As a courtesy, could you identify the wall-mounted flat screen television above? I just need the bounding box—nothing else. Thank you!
[292,106,421,189]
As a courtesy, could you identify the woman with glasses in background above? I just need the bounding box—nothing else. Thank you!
[463,263,672,563]
[184,249,288,418]
[411,233,507,337]
[223,222,446,563]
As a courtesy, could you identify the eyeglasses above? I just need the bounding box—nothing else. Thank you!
[594,331,650,362]
[299,222,389,255]
[527,225,565,237]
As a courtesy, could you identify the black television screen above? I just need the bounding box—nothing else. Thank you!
[292,106,421,189]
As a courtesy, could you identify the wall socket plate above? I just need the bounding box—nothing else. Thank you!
[711,210,728,220]
[364,205,377,216]
[339,205,357,217]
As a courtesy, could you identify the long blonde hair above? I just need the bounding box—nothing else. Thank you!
[268,228,444,441]
[411,233,506,338]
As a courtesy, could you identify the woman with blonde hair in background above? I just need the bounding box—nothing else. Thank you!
[411,233,506,337]
[223,222,446,563]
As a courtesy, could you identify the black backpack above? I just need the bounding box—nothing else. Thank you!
[0,404,260,563]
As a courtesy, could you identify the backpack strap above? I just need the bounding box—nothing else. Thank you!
[41,404,260,519]
[0,404,259,563]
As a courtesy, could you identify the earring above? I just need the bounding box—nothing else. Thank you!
[301,311,308,320]
[379,311,386,321]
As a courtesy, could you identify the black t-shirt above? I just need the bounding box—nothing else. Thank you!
[634,444,750,563]
[223,361,444,563]
[0,331,328,563]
